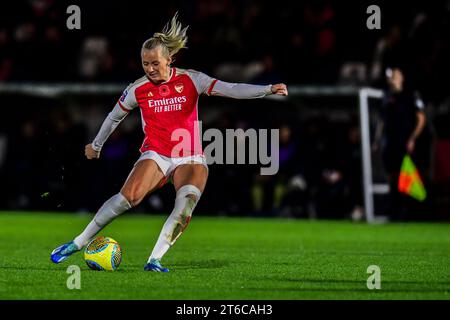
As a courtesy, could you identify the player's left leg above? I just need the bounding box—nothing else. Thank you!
[145,162,208,272]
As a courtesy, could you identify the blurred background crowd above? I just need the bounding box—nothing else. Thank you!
[1,0,449,220]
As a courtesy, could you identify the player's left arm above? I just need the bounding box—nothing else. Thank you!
[188,70,288,99]
[209,80,288,99]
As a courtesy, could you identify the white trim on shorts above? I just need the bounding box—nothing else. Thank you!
[135,150,208,177]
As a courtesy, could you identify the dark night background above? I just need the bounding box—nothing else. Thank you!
[0,0,449,221]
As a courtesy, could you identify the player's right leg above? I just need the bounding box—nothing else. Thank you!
[145,161,208,272]
[51,159,164,264]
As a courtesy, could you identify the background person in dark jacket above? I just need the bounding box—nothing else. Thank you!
[374,67,430,220]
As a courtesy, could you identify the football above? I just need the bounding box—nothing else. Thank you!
[84,236,122,271]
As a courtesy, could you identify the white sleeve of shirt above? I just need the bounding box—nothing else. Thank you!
[187,69,273,99]
[210,80,273,99]
[91,103,129,151]
[187,70,216,95]
[91,85,137,151]
[117,84,139,111]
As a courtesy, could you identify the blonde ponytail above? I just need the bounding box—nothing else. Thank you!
[142,12,188,58]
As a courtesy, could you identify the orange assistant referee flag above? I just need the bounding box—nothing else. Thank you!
[398,155,427,201]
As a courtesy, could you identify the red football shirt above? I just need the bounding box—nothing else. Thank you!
[117,68,217,157]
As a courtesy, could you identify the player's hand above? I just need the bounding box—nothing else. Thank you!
[406,138,416,154]
[85,144,100,159]
[271,83,288,96]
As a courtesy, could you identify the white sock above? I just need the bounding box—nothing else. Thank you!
[148,185,201,262]
[73,193,131,249]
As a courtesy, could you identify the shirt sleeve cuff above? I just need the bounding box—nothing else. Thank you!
[91,142,102,152]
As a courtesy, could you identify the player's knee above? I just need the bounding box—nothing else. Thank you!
[121,188,145,207]
[176,184,202,202]
[127,195,144,207]
[186,193,198,202]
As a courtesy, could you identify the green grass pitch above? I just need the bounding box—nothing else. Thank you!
[1,211,450,299]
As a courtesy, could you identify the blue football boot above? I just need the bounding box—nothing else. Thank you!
[144,258,169,272]
[51,241,80,264]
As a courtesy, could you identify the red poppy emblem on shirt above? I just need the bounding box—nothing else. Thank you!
[175,83,184,93]
[159,85,170,97]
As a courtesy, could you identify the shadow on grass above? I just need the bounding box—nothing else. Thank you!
[103,259,231,272]
[0,266,66,272]
[247,276,450,293]
[307,250,450,257]
[170,259,231,269]
[244,287,450,293]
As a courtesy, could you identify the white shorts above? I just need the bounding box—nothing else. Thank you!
[135,150,208,177]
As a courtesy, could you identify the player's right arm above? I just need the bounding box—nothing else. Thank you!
[86,85,138,160]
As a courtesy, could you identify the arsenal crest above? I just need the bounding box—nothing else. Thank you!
[175,83,184,93]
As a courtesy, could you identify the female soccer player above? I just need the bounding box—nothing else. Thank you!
[51,14,288,272]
